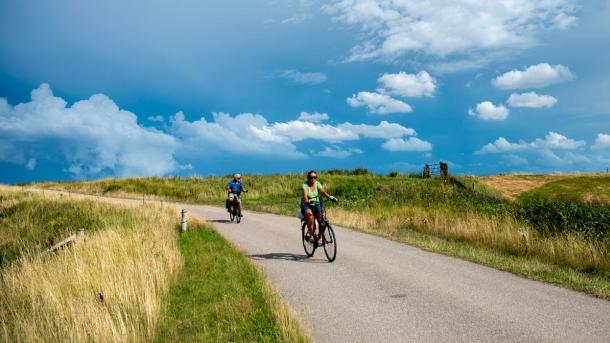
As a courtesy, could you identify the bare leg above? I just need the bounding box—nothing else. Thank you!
[314,213,323,245]
[305,209,315,238]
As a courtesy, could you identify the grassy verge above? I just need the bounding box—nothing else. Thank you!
[156,223,309,343]
[0,187,183,342]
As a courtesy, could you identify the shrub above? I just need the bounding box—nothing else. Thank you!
[388,171,399,178]
[518,195,610,240]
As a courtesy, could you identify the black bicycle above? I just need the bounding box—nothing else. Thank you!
[228,194,242,223]
[301,198,337,262]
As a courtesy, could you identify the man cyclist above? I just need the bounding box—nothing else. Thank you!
[301,170,336,246]
[226,173,248,216]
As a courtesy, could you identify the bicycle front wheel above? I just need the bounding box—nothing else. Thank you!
[301,221,315,257]
[229,211,235,222]
[322,224,337,262]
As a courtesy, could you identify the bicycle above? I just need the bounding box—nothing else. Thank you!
[300,198,337,262]
[227,193,243,223]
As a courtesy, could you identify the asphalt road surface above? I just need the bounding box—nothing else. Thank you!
[185,204,610,343]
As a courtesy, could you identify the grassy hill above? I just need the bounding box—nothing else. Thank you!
[30,171,610,299]
[519,175,610,206]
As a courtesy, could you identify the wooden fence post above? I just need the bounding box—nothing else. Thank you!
[181,209,188,233]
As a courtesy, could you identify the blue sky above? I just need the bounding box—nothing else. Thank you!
[1,0,609,183]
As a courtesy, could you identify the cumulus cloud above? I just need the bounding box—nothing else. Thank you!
[347,91,412,114]
[338,121,416,138]
[506,92,557,108]
[382,137,433,152]
[297,111,329,122]
[477,132,585,154]
[1,84,432,177]
[318,146,363,158]
[277,69,327,85]
[0,84,179,177]
[325,1,577,61]
[468,101,509,120]
[592,133,610,150]
[377,71,436,97]
[170,111,307,158]
[171,112,421,154]
[492,63,574,89]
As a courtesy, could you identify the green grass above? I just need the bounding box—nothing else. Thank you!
[156,223,309,343]
[0,190,143,266]
[519,175,610,206]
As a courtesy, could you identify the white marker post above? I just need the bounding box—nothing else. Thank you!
[181,209,188,233]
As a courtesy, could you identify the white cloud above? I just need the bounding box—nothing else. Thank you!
[297,111,329,122]
[377,71,436,97]
[468,101,509,120]
[382,137,432,152]
[277,69,327,85]
[318,146,363,158]
[507,92,557,108]
[477,132,585,154]
[347,91,412,114]
[25,158,37,171]
[538,131,585,150]
[171,112,420,154]
[592,133,610,150]
[492,63,574,89]
[338,121,416,138]
[260,120,359,143]
[147,115,165,122]
[171,111,306,158]
[477,137,530,154]
[0,84,178,177]
[1,84,432,177]
[325,1,577,61]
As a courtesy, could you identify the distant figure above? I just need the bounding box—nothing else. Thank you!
[301,170,336,246]
[226,173,248,217]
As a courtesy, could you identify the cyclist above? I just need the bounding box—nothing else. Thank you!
[226,173,248,216]
[301,170,336,246]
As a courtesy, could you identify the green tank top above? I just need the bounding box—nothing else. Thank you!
[302,180,322,204]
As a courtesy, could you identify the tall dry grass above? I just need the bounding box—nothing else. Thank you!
[0,191,183,342]
[328,205,610,274]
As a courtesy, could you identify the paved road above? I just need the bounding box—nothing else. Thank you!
[185,204,610,343]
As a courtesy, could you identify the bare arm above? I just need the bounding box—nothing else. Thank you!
[302,187,310,203]
[319,186,336,201]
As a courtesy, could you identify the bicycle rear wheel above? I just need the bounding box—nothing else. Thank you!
[322,224,337,262]
[301,221,315,257]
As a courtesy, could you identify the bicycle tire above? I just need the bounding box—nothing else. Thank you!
[301,221,315,257]
[229,211,235,222]
[237,213,242,223]
[322,224,337,262]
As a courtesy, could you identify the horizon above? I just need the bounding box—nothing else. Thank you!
[1,1,609,183]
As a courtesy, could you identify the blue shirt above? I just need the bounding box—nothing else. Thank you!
[227,180,244,194]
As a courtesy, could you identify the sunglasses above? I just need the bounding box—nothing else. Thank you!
[308,176,317,179]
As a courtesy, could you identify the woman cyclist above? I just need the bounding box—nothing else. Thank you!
[301,170,336,246]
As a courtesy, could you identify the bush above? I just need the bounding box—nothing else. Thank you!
[518,196,610,240]
[388,171,399,177]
